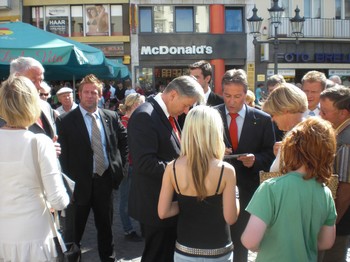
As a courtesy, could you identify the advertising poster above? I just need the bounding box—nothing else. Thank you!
[86,5,109,36]
[46,6,69,36]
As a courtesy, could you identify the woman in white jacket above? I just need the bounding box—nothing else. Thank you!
[0,76,69,262]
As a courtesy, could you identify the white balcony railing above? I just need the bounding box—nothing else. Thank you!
[268,17,350,39]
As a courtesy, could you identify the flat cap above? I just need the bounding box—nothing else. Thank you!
[57,87,73,95]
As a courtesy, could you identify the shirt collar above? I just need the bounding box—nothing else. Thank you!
[225,104,246,118]
[204,88,211,103]
[79,105,100,119]
[154,93,170,118]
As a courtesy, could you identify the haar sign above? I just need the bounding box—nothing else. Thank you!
[141,45,213,56]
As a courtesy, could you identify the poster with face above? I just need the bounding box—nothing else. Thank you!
[86,5,109,36]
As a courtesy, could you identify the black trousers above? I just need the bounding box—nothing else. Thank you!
[66,171,115,262]
[141,223,177,262]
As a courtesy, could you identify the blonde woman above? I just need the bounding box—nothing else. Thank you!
[241,117,337,261]
[0,76,69,261]
[262,83,308,171]
[118,93,145,241]
[158,105,239,261]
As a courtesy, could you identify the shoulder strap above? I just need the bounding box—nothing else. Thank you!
[172,159,181,194]
[31,137,59,238]
[215,165,225,194]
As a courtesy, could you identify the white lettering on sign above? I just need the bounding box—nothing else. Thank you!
[141,45,213,55]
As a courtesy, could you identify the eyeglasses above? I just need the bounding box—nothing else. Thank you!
[39,93,49,97]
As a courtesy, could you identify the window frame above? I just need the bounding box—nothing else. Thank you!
[139,6,153,33]
[225,6,245,33]
[174,6,194,33]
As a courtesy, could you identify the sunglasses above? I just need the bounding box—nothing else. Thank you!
[40,93,49,97]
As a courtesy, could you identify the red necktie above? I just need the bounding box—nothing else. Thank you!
[229,113,239,150]
[169,116,181,141]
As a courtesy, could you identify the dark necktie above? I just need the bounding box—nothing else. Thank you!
[229,113,239,150]
[169,116,181,141]
[88,113,105,176]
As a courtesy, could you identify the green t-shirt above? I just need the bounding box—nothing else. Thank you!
[246,172,337,262]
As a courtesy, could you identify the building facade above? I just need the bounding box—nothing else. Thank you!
[130,0,249,94]
[254,0,350,86]
[2,0,350,89]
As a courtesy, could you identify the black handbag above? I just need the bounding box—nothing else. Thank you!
[54,238,82,262]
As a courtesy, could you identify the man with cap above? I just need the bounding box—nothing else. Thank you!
[56,87,78,115]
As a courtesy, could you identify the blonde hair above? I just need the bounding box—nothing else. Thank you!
[301,70,327,90]
[262,83,307,116]
[79,74,103,96]
[280,117,336,184]
[118,93,145,114]
[180,105,225,200]
[246,90,255,107]
[0,76,41,128]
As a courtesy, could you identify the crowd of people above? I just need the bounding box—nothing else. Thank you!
[0,56,349,262]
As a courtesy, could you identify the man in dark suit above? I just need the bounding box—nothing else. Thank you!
[189,60,223,106]
[215,69,275,262]
[57,74,128,262]
[177,60,223,127]
[128,75,204,262]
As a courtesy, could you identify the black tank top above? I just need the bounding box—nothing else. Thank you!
[173,160,231,252]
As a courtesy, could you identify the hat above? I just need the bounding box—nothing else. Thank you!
[57,87,73,95]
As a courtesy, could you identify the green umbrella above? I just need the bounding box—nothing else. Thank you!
[0,21,127,81]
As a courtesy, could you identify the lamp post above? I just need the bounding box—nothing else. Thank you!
[247,0,305,75]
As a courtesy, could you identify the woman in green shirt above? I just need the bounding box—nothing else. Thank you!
[241,117,337,262]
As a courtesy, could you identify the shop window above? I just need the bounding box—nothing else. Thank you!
[136,67,155,95]
[154,6,173,33]
[304,0,321,18]
[111,5,123,35]
[43,6,69,37]
[195,6,209,32]
[31,7,44,29]
[175,7,194,32]
[140,7,152,33]
[140,5,208,33]
[336,0,350,19]
[225,7,243,33]
[71,6,83,36]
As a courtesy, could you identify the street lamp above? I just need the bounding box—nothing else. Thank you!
[247,0,305,74]
[290,6,305,43]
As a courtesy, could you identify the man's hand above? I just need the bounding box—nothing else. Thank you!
[53,135,61,157]
[237,154,255,168]
[225,147,233,155]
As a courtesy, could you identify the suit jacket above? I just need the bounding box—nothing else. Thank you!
[207,91,224,107]
[128,96,180,227]
[29,100,57,138]
[56,107,128,205]
[215,104,275,201]
[0,100,56,138]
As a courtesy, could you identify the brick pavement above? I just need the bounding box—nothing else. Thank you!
[78,191,350,262]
